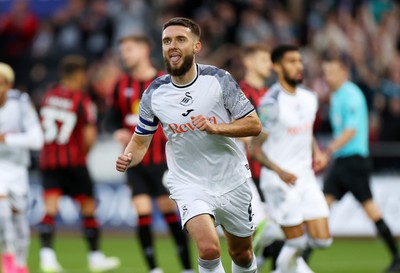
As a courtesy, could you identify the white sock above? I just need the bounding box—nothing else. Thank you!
[0,199,15,254]
[198,257,226,273]
[276,245,300,273]
[13,212,30,266]
[232,253,257,273]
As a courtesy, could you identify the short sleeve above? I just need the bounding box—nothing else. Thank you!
[135,90,159,135]
[222,72,255,120]
[257,97,279,132]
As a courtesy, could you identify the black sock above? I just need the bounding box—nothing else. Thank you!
[302,246,313,263]
[375,219,399,258]
[39,214,55,248]
[262,240,284,270]
[82,216,100,252]
[164,212,192,270]
[137,215,156,269]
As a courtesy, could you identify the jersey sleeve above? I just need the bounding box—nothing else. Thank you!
[135,90,159,135]
[20,93,41,131]
[258,97,279,132]
[222,72,255,120]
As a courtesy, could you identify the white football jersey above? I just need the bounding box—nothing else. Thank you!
[258,83,318,179]
[0,89,41,166]
[135,64,255,196]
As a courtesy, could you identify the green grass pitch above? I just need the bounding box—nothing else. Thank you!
[27,233,397,273]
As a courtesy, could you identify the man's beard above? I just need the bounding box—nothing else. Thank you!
[283,71,302,88]
[164,53,194,76]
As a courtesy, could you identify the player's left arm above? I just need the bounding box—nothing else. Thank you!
[191,111,261,137]
[81,96,98,153]
[312,137,328,172]
[0,94,44,150]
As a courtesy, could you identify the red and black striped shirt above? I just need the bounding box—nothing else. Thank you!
[239,80,268,183]
[106,72,166,166]
[39,85,97,170]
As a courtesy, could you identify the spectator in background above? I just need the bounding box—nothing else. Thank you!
[321,55,400,273]
[104,28,194,273]
[0,0,38,90]
[37,55,120,273]
[0,62,44,273]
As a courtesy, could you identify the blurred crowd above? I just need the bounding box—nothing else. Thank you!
[1,0,400,171]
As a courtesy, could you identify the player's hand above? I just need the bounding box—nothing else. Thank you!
[116,153,132,172]
[277,169,297,185]
[313,151,329,173]
[112,129,132,146]
[191,115,217,134]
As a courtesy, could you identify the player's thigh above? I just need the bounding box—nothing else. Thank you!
[216,182,255,238]
[281,224,305,239]
[156,195,177,214]
[323,160,347,201]
[345,156,373,203]
[41,169,65,214]
[132,194,153,215]
[185,214,221,259]
[222,228,253,264]
[68,167,96,213]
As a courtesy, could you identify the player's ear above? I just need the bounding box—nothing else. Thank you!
[272,63,281,74]
[193,40,201,54]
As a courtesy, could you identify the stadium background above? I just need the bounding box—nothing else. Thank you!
[1,0,400,272]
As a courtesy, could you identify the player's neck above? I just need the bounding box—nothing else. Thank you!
[130,61,157,81]
[171,63,197,86]
[279,81,296,94]
[244,73,265,89]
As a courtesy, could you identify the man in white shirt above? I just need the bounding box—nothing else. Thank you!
[0,62,44,273]
[116,17,261,273]
[250,45,332,273]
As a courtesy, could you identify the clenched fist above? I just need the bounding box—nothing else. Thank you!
[116,153,132,172]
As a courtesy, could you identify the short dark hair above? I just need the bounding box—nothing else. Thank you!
[163,17,201,39]
[271,44,299,63]
[322,52,351,69]
[242,43,270,57]
[59,55,86,78]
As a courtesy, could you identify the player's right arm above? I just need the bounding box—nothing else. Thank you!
[116,133,153,172]
[249,131,297,185]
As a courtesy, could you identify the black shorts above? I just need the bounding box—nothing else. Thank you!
[127,164,169,197]
[42,167,94,199]
[323,155,373,203]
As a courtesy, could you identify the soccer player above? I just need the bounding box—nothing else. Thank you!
[38,55,120,273]
[116,17,261,273]
[104,28,193,273]
[250,44,332,273]
[238,43,284,271]
[321,56,400,273]
[0,62,44,273]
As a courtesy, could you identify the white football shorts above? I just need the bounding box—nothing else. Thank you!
[261,172,329,227]
[172,180,255,237]
[0,161,29,211]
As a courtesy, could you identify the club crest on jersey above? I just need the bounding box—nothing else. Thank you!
[180,92,193,106]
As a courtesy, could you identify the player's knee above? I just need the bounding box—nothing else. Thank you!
[285,235,308,251]
[197,242,221,260]
[308,237,333,249]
